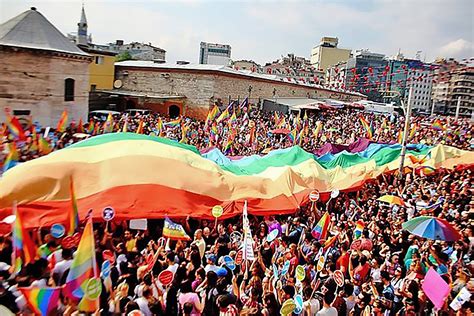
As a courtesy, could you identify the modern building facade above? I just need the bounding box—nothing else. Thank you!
[199,42,231,66]
[0,7,91,126]
[432,59,473,116]
[310,37,351,71]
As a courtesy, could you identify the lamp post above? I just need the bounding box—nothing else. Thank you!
[398,86,413,180]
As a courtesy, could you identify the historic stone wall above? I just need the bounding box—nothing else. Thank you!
[0,48,90,126]
[115,66,365,119]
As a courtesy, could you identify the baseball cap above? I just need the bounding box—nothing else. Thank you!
[206,254,217,263]
[216,267,228,277]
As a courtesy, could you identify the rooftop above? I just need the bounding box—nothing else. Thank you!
[0,7,89,56]
[114,61,364,97]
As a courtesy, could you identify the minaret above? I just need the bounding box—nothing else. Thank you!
[77,4,88,45]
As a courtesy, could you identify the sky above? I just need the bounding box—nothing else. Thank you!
[1,0,473,65]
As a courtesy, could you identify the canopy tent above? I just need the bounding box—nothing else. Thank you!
[1,133,472,229]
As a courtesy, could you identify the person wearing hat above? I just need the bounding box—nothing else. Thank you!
[204,254,219,274]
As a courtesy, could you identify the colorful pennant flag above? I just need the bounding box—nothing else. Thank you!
[13,202,37,273]
[56,110,68,133]
[431,119,445,131]
[205,105,219,127]
[163,217,190,240]
[216,108,230,123]
[311,211,330,240]
[3,142,19,172]
[64,217,97,301]
[354,220,365,239]
[5,112,26,140]
[19,286,61,316]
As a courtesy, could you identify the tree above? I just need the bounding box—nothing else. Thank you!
[115,51,132,62]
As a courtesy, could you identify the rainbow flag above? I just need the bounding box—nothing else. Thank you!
[165,118,181,128]
[205,105,219,127]
[277,117,287,129]
[3,142,19,172]
[216,108,230,123]
[416,166,436,176]
[288,129,297,144]
[311,211,330,240]
[223,137,233,155]
[38,135,52,155]
[397,131,403,144]
[122,119,128,133]
[68,177,79,235]
[323,234,338,251]
[136,119,144,134]
[56,110,68,132]
[354,220,365,239]
[64,217,97,301]
[86,120,94,134]
[431,119,445,131]
[77,118,85,133]
[156,118,163,135]
[313,122,322,138]
[6,114,26,140]
[210,123,218,140]
[163,217,190,240]
[179,124,189,144]
[13,203,37,273]
[273,112,281,125]
[104,113,114,133]
[303,111,308,121]
[298,128,305,145]
[409,124,417,139]
[19,287,61,316]
[359,116,373,139]
[419,199,444,212]
[229,111,237,125]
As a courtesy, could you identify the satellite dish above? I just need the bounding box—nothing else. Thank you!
[113,79,123,89]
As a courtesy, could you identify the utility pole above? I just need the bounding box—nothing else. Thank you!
[398,86,413,180]
[455,96,461,120]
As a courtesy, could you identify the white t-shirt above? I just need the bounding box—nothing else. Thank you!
[53,259,72,278]
[135,297,152,316]
[316,306,337,316]
[303,298,320,315]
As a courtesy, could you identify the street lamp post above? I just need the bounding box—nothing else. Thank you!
[398,86,414,180]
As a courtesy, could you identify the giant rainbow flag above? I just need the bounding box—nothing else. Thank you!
[0,133,472,229]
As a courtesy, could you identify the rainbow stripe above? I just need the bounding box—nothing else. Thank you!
[163,217,190,240]
[6,114,26,140]
[216,108,230,123]
[56,110,68,133]
[136,119,144,134]
[0,133,472,228]
[229,111,237,125]
[416,166,436,176]
[288,129,297,144]
[165,118,181,128]
[3,142,19,172]
[312,211,330,240]
[432,119,445,131]
[64,218,97,300]
[206,105,219,127]
[359,116,373,139]
[38,136,52,155]
[354,220,364,239]
[69,177,79,235]
[156,118,163,134]
[13,203,36,273]
[87,120,94,134]
[313,122,322,138]
[19,287,61,316]
[104,113,114,133]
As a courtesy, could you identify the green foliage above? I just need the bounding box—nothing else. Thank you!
[115,51,132,62]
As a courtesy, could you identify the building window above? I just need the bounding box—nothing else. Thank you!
[64,78,75,101]
[13,110,31,116]
[95,56,104,64]
[91,84,97,91]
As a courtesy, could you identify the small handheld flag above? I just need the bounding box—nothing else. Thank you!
[311,211,330,240]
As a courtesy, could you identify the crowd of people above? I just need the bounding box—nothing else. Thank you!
[0,105,473,315]
[2,103,473,167]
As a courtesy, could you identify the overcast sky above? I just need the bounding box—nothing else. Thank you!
[1,0,473,64]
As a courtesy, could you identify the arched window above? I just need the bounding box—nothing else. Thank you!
[64,78,75,101]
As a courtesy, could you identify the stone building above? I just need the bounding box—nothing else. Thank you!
[112,61,364,119]
[0,7,91,126]
[263,53,325,85]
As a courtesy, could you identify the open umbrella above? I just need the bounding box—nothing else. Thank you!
[377,195,405,206]
[402,216,461,241]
